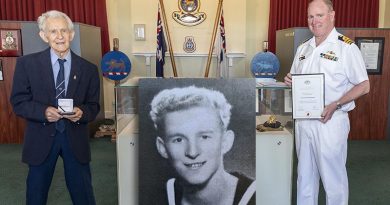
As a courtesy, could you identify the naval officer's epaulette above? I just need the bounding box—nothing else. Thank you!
[338,35,354,45]
[300,37,311,45]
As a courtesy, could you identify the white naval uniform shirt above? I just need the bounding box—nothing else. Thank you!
[290,28,368,112]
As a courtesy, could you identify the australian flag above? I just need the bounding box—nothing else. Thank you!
[219,10,226,63]
[156,5,167,77]
[217,9,228,78]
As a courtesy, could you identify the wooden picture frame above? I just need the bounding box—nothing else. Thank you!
[0,29,22,57]
[355,37,385,75]
[0,59,3,81]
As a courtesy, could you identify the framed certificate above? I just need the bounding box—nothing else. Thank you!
[355,37,384,75]
[292,73,325,119]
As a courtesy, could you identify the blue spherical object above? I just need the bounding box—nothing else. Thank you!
[250,51,280,78]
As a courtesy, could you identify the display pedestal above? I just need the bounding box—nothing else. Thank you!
[116,116,138,205]
[256,116,294,205]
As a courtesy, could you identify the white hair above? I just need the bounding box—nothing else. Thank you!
[309,0,334,12]
[37,10,74,32]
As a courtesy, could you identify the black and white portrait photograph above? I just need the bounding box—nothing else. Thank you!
[138,78,256,205]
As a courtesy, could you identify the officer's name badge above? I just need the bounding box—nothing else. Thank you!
[320,51,338,61]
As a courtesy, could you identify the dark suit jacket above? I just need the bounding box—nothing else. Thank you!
[10,48,100,165]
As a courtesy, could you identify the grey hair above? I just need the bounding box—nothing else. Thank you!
[309,0,334,11]
[150,86,232,131]
[37,10,74,32]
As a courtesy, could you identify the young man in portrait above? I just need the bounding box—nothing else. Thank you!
[138,79,256,205]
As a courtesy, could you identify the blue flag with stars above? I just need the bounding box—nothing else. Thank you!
[156,5,167,77]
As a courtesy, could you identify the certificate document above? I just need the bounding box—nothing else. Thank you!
[292,74,325,119]
[360,42,379,71]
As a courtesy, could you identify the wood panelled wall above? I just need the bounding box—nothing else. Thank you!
[345,29,390,140]
[0,22,25,143]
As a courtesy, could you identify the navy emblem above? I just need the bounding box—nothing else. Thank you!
[101,51,131,81]
[172,0,206,26]
[299,55,306,61]
[183,36,196,53]
[2,31,17,50]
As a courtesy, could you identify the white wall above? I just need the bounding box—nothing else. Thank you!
[246,0,270,77]
[379,0,386,27]
[104,0,270,117]
[383,0,390,27]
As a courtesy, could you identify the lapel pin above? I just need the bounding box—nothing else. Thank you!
[73,75,77,80]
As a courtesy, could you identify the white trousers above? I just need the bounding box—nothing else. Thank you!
[295,111,349,205]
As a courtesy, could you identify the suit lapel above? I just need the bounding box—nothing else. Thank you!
[39,48,56,98]
[66,52,82,98]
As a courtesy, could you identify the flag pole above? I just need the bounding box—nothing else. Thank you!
[204,0,223,78]
[158,0,178,77]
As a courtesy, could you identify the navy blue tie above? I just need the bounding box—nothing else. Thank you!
[56,59,66,132]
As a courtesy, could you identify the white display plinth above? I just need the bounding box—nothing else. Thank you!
[116,116,138,205]
[256,115,294,205]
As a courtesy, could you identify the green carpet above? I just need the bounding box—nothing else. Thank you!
[0,137,117,205]
[1,139,389,205]
[292,140,390,205]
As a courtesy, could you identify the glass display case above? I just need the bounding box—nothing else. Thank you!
[115,78,139,136]
[256,83,293,132]
[256,83,294,205]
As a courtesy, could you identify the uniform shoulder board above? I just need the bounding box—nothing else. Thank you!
[300,37,311,45]
[338,35,354,45]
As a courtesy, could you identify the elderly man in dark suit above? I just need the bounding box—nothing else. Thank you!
[10,10,99,205]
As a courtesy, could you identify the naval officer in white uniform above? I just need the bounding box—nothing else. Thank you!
[284,0,370,204]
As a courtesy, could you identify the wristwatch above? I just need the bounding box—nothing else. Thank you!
[336,102,342,110]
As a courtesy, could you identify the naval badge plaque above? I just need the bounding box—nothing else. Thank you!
[172,0,206,26]
[183,36,196,53]
[0,29,22,57]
